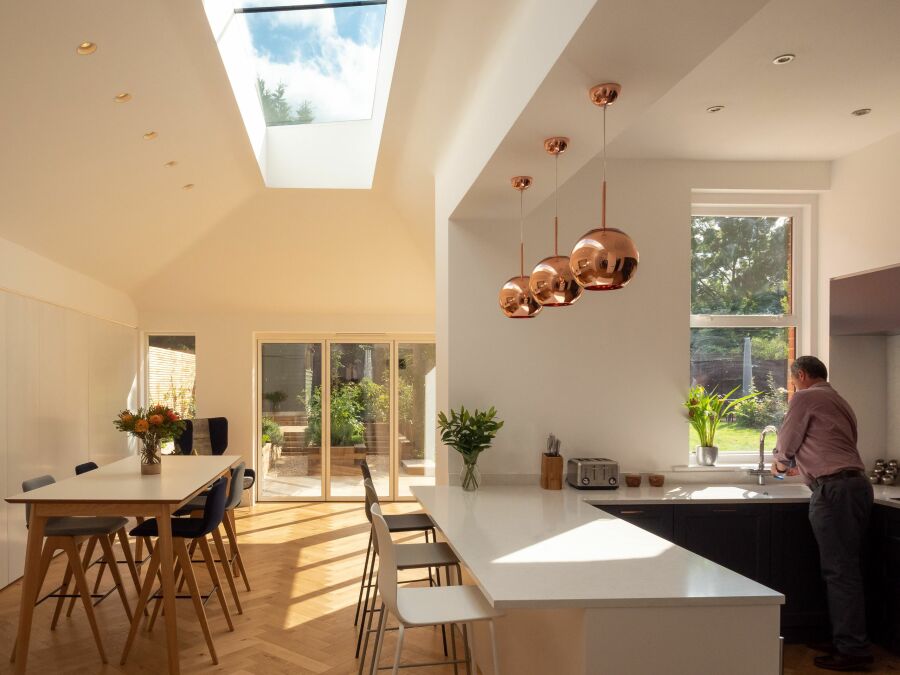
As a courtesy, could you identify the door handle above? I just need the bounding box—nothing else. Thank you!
[620,510,644,515]
[712,508,737,513]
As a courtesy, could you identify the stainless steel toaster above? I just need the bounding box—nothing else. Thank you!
[566,457,619,490]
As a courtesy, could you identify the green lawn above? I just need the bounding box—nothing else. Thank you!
[689,422,763,454]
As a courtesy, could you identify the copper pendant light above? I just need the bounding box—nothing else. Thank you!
[528,137,583,307]
[570,83,639,291]
[498,176,542,319]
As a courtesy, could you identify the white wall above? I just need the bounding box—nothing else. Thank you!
[444,159,829,480]
[830,335,887,467]
[138,311,433,486]
[888,336,900,456]
[818,131,900,361]
[0,237,138,588]
[818,132,900,467]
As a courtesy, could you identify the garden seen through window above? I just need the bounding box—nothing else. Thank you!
[147,335,196,420]
[690,215,796,454]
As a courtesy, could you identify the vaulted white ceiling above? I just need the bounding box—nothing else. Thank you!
[2,0,899,303]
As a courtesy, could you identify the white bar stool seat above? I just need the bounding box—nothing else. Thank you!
[369,503,503,675]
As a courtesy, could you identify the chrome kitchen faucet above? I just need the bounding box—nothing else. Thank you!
[748,425,778,486]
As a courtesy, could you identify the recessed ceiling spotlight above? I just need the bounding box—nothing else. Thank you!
[163,160,178,168]
[142,131,158,140]
[851,108,872,117]
[772,53,795,65]
[182,183,194,191]
[113,92,132,103]
[706,105,725,113]
[76,41,97,55]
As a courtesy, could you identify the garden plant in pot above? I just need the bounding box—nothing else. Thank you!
[684,385,759,466]
[114,404,186,475]
[437,406,503,491]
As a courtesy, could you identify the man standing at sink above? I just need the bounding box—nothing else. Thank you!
[772,355,873,672]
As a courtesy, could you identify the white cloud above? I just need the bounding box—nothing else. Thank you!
[251,9,383,123]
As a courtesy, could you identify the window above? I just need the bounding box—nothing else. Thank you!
[237,1,387,126]
[147,335,196,419]
[690,213,798,456]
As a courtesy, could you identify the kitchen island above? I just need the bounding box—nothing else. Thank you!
[412,485,785,675]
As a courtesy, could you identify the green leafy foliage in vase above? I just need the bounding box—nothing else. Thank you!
[684,385,759,448]
[437,406,503,487]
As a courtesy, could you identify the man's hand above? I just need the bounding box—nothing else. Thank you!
[771,460,800,477]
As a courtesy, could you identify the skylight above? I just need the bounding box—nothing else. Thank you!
[203,0,405,188]
[236,1,387,126]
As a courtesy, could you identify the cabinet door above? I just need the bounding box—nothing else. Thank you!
[770,503,829,641]
[674,504,771,584]
[878,506,900,653]
[595,505,675,542]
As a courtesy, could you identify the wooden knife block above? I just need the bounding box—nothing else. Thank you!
[541,454,564,490]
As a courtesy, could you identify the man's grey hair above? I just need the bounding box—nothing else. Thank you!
[791,355,828,380]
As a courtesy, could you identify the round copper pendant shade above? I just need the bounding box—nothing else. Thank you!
[529,255,583,306]
[499,275,542,318]
[570,227,639,290]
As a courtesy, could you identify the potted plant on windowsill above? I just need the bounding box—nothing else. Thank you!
[684,385,759,466]
[438,406,503,491]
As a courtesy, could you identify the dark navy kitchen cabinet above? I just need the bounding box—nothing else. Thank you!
[769,503,829,642]
[866,504,900,653]
[673,503,772,585]
[594,504,674,542]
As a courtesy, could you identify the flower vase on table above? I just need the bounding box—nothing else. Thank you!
[438,405,503,493]
[114,404,186,476]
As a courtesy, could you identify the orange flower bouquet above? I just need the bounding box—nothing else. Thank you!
[114,405,186,475]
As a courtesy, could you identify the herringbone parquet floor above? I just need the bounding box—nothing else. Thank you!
[1,500,898,674]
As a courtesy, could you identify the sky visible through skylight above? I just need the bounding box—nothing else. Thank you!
[239,2,386,126]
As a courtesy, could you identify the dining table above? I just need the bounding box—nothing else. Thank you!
[5,453,241,675]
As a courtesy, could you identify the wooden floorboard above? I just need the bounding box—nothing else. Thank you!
[0,500,897,674]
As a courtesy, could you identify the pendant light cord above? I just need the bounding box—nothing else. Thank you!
[519,189,525,278]
[602,102,607,231]
[554,152,559,255]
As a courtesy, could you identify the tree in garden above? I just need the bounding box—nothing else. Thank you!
[256,78,316,126]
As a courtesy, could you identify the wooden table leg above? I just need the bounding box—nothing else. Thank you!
[156,505,180,675]
[12,507,46,674]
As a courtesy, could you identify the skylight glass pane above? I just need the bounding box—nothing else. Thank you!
[238,2,386,126]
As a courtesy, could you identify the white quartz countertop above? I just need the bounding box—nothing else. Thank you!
[412,485,785,610]
[580,482,900,508]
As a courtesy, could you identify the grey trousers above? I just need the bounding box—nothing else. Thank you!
[808,474,874,657]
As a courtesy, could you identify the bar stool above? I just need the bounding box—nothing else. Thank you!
[121,476,234,666]
[369,503,503,675]
[163,462,247,618]
[12,475,137,665]
[354,461,435,628]
[357,481,462,675]
[59,462,142,622]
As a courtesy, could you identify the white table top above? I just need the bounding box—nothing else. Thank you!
[412,485,785,610]
[6,455,238,504]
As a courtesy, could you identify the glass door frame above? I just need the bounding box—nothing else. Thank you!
[254,333,433,503]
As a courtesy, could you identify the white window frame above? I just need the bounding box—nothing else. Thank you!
[689,195,817,465]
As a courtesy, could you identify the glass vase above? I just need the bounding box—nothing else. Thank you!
[141,437,162,475]
[460,461,481,492]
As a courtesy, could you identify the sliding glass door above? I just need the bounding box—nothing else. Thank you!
[258,342,323,499]
[257,336,434,501]
[329,342,391,498]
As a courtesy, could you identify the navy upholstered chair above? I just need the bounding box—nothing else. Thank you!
[122,476,234,667]
[173,462,249,610]
[175,417,228,455]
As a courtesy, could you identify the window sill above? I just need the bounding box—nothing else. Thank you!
[673,462,768,472]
